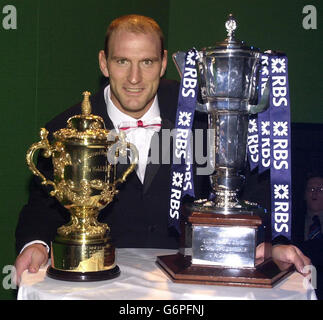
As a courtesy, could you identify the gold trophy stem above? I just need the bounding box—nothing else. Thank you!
[57,206,109,242]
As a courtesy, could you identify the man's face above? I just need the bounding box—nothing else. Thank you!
[305,177,323,213]
[99,29,167,119]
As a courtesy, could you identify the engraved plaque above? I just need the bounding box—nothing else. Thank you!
[192,225,256,268]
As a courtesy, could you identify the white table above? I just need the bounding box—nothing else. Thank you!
[18,248,317,300]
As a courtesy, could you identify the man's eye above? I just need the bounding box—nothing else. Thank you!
[117,59,128,65]
[142,59,153,66]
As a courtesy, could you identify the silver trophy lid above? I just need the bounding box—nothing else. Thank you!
[207,14,259,52]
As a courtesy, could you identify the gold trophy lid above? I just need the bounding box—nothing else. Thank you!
[53,91,110,141]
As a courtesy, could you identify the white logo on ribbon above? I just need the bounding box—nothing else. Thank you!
[172,172,184,188]
[187,51,197,66]
[274,184,289,200]
[273,121,288,137]
[261,121,270,136]
[249,119,258,133]
[178,111,192,127]
[271,58,286,74]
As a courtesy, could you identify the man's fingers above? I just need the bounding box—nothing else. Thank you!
[290,252,306,273]
[295,246,311,267]
[255,243,265,259]
[14,244,49,286]
[293,246,312,274]
[14,256,29,286]
[29,249,47,273]
[283,245,311,274]
[272,244,312,275]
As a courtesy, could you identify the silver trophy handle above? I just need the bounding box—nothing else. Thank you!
[247,78,270,114]
[172,51,185,78]
[172,51,208,113]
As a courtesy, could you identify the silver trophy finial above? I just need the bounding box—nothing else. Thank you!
[225,14,237,40]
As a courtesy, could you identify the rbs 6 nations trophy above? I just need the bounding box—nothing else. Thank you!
[157,15,293,287]
[26,91,138,281]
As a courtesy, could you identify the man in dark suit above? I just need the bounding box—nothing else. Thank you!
[293,173,323,299]
[14,14,311,285]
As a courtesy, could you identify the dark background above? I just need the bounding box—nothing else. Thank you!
[0,0,321,299]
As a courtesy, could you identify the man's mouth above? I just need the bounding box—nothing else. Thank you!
[125,87,144,93]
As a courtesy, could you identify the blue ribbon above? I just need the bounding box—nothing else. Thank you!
[257,54,271,174]
[168,48,199,233]
[247,53,292,240]
[269,54,292,240]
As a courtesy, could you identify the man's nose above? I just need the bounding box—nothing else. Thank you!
[127,64,142,84]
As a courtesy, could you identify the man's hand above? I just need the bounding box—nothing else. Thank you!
[14,243,48,286]
[255,242,270,264]
[272,244,311,274]
[256,243,311,274]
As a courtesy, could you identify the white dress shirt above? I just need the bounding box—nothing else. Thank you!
[105,85,161,184]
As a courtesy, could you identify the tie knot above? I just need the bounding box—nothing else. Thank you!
[137,120,144,127]
[118,117,162,132]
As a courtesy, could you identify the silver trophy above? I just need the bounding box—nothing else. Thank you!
[175,14,270,215]
[157,15,292,287]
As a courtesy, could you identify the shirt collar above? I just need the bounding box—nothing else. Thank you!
[104,85,160,129]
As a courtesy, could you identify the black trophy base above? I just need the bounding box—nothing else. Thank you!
[46,265,120,282]
[156,254,294,288]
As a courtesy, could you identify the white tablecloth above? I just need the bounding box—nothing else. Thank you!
[18,248,317,300]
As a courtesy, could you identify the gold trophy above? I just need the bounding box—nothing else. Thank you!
[26,91,138,281]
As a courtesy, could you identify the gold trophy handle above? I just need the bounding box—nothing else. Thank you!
[26,128,57,194]
[113,132,139,186]
[115,142,139,185]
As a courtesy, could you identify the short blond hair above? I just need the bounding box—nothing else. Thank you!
[104,14,165,58]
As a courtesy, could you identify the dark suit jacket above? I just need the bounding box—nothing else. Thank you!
[15,79,210,252]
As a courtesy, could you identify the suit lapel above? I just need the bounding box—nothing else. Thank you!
[143,117,174,194]
[142,82,178,193]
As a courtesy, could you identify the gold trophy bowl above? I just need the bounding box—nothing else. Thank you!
[26,91,138,281]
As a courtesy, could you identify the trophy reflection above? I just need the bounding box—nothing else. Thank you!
[157,15,293,287]
[26,91,138,281]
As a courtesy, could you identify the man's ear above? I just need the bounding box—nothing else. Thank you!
[98,50,109,77]
[160,49,168,77]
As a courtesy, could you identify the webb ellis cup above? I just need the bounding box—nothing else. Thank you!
[157,15,293,287]
[26,91,138,281]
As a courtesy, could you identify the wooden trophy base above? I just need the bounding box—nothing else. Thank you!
[157,210,294,288]
[156,254,294,288]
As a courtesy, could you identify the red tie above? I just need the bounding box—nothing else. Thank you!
[118,117,162,132]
